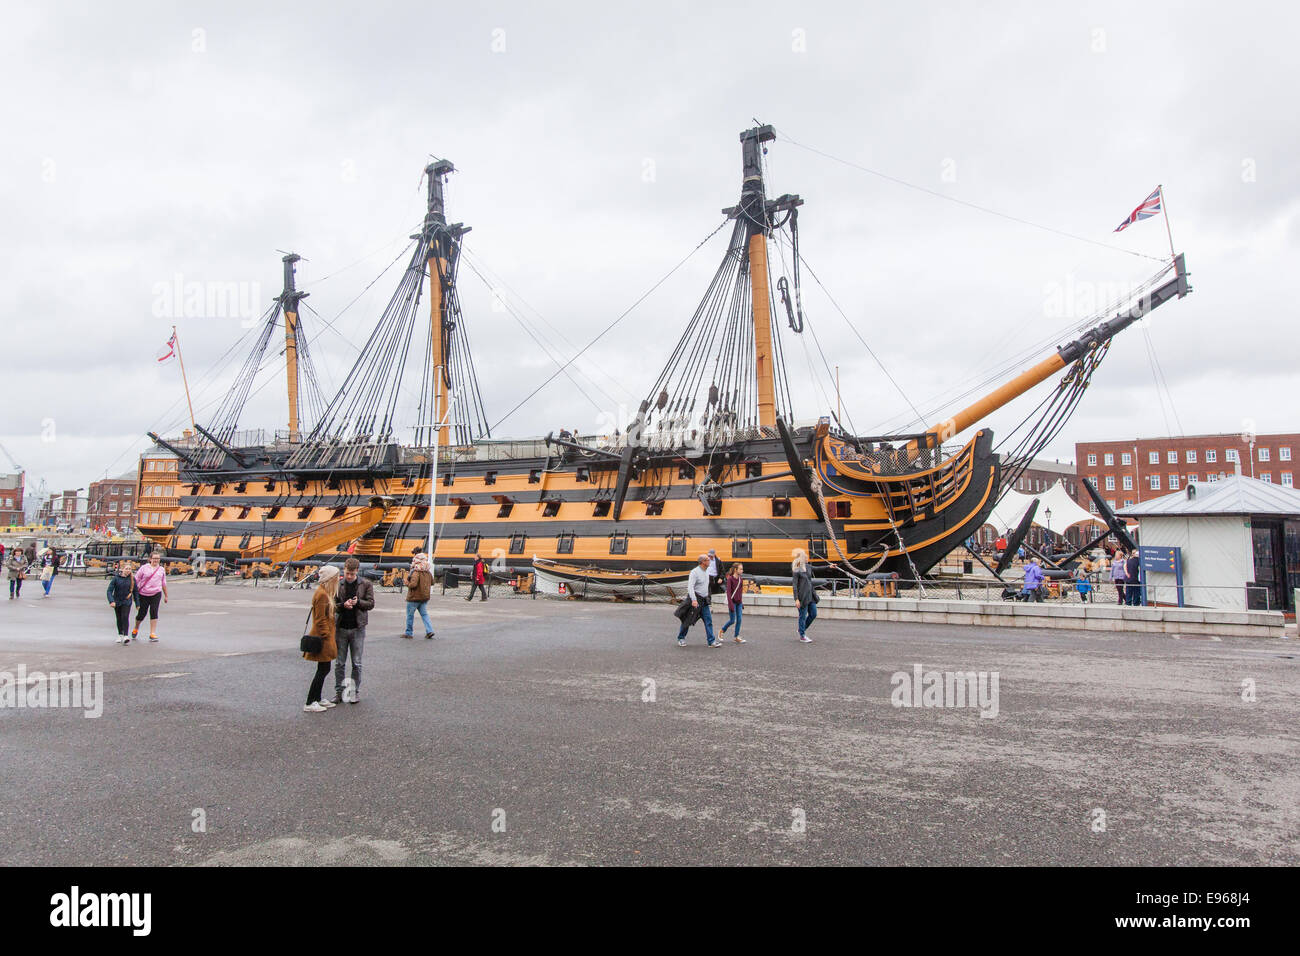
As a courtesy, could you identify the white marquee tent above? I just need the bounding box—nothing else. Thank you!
[983,479,1106,536]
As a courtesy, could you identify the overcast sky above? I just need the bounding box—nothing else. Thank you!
[2,1,1296,498]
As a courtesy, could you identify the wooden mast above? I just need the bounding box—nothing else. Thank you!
[740,126,778,429]
[280,253,305,442]
[425,160,455,445]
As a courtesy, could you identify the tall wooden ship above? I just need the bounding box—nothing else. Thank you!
[138,126,1191,584]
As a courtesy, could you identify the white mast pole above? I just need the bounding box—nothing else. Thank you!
[428,365,443,572]
[1158,184,1176,262]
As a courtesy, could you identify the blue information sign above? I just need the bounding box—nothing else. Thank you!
[1140,546,1179,574]
[1138,546,1183,607]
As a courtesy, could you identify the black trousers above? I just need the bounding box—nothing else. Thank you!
[467,582,488,601]
[113,603,131,635]
[135,592,162,623]
[307,661,330,704]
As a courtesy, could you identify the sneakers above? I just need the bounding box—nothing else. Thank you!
[318,699,337,709]
[401,633,413,639]
[425,631,435,639]
[131,627,139,638]
[303,702,328,713]
[707,640,721,648]
[798,635,813,643]
[115,637,124,644]
[733,636,747,644]
[149,636,159,643]
[123,637,131,645]
[677,638,687,647]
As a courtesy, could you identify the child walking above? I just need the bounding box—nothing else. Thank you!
[107,561,135,643]
[719,562,747,643]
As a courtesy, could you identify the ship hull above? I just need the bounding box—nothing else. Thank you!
[141,427,1001,586]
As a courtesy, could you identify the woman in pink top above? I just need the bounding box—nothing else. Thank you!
[132,551,170,643]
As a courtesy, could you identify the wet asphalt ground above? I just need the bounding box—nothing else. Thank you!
[1,574,1296,866]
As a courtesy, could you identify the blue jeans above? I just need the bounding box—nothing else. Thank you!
[405,601,433,635]
[797,601,817,637]
[721,604,742,637]
[676,600,716,644]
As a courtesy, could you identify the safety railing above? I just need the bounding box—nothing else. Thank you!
[832,576,1281,611]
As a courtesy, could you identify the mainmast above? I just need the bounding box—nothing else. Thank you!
[278,253,307,442]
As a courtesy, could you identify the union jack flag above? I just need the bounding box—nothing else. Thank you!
[1113,187,1162,233]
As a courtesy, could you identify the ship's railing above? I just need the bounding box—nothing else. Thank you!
[400,439,553,464]
[833,441,966,476]
[187,428,266,449]
[392,423,798,466]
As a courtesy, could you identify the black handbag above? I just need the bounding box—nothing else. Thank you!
[299,610,323,655]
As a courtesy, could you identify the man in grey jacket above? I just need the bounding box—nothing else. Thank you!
[333,558,376,703]
[676,554,720,648]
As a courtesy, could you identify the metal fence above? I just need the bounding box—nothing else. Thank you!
[860,576,1280,611]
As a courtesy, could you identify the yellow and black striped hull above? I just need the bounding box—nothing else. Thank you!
[141,428,999,583]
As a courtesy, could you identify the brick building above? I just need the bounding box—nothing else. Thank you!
[39,489,87,528]
[1007,459,1078,500]
[0,472,23,526]
[1075,432,1299,513]
[87,471,138,533]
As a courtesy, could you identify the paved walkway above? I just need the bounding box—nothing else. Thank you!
[1,577,1296,865]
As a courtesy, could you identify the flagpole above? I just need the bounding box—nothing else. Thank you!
[1158,184,1177,262]
[173,325,196,430]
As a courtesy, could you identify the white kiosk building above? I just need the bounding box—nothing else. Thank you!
[1119,475,1300,612]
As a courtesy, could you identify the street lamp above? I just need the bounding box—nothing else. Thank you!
[1045,506,1053,556]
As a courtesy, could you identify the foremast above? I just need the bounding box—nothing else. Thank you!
[733,124,803,430]
[739,126,779,428]
[424,159,465,445]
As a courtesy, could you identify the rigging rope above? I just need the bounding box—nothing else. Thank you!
[775,128,1167,263]
[458,253,609,414]
[488,217,731,435]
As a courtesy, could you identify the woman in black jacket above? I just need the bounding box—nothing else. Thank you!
[107,561,135,643]
[792,549,818,643]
